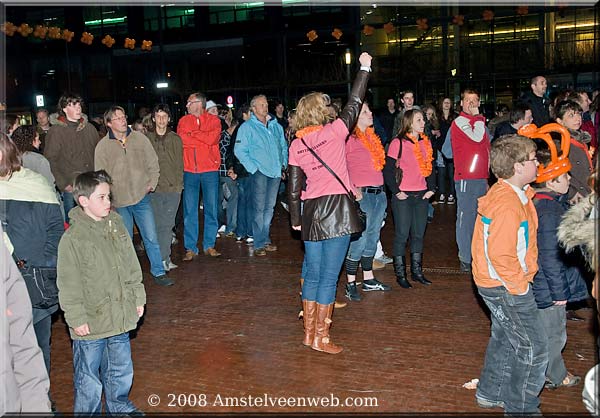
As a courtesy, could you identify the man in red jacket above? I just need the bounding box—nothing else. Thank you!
[450,89,491,273]
[177,92,223,260]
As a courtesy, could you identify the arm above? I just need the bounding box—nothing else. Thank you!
[288,164,305,228]
[441,128,453,159]
[4,239,52,412]
[234,124,258,175]
[94,142,109,173]
[57,237,87,330]
[178,115,222,146]
[338,53,372,131]
[455,115,487,143]
[43,129,68,191]
[172,134,184,188]
[119,221,146,308]
[142,137,160,192]
[43,204,64,268]
[278,125,289,170]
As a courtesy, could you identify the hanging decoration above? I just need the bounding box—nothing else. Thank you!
[124,37,136,50]
[383,22,395,34]
[102,34,115,48]
[517,6,529,15]
[331,28,343,40]
[363,25,375,36]
[33,25,48,39]
[452,15,465,26]
[416,18,428,31]
[48,26,62,39]
[141,40,152,51]
[306,30,318,42]
[17,23,33,37]
[1,22,17,36]
[482,10,495,22]
[81,31,94,45]
[62,29,74,42]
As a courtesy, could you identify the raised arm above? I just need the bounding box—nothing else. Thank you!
[338,52,372,132]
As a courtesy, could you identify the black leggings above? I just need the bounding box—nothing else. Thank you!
[390,190,428,256]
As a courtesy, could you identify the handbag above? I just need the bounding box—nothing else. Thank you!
[299,138,366,231]
[12,255,59,309]
[394,138,404,186]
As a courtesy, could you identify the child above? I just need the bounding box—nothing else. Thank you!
[471,134,549,415]
[531,142,584,390]
[57,170,146,414]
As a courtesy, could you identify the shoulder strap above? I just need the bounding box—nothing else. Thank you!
[300,137,353,197]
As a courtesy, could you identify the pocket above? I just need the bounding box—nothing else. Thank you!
[86,297,114,335]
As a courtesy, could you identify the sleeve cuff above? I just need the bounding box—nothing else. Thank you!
[360,66,372,72]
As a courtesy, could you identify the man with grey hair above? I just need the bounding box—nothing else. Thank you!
[95,106,174,287]
[234,94,288,256]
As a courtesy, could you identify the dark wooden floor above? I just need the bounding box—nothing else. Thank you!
[49,201,598,414]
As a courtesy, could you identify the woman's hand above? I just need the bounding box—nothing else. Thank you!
[396,191,408,200]
[423,191,434,200]
[358,52,372,68]
[354,189,363,201]
[292,225,301,231]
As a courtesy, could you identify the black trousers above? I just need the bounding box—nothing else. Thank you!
[390,190,428,256]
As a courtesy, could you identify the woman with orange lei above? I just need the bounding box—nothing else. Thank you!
[343,102,391,302]
[383,109,436,288]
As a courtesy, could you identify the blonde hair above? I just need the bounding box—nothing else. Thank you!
[293,92,331,130]
[490,134,537,179]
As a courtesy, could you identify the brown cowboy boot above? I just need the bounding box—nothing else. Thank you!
[302,300,317,346]
[311,303,343,354]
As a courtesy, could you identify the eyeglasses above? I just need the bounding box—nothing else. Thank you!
[523,158,538,165]
[111,115,127,122]
[186,100,201,106]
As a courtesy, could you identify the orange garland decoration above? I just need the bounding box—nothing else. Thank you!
[405,133,433,177]
[295,125,323,139]
[353,126,385,171]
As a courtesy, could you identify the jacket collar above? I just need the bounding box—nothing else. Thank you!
[108,126,133,140]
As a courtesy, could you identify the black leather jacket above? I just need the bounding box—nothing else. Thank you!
[288,69,370,241]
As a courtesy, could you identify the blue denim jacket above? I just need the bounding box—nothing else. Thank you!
[234,113,288,178]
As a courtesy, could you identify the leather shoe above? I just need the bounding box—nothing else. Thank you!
[182,250,197,262]
[265,243,278,252]
[254,248,267,256]
[204,247,221,257]
[372,259,385,270]
[334,300,347,309]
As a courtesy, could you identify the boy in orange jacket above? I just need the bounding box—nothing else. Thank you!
[471,134,548,416]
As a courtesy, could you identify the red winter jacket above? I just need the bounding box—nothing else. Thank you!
[176,113,221,173]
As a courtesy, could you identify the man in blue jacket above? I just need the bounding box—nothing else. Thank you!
[234,95,288,256]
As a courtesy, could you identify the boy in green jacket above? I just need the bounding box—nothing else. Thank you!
[57,170,146,414]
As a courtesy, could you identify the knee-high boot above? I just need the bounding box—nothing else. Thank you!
[311,303,343,354]
[410,252,432,285]
[393,256,412,288]
[302,299,317,346]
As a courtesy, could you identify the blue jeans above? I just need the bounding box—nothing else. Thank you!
[347,190,387,260]
[218,176,239,234]
[33,312,52,376]
[250,171,280,249]
[455,179,488,264]
[150,192,181,263]
[116,194,165,278]
[303,235,351,305]
[476,286,548,415]
[236,176,252,238]
[73,333,136,414]
[183,171,219,253]
[62,191,77,223]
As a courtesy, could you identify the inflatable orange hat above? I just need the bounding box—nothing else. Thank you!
[518,123,571,183]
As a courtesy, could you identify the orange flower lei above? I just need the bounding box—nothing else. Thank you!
[406,133,433,177]
[295,125,323,138]
[354,126,385,171]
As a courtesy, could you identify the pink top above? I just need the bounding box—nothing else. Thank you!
[387,137,427,191]
[345,134,384,187]
[288,119,352,200]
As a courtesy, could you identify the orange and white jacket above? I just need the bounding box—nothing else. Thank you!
[471,179,539,295]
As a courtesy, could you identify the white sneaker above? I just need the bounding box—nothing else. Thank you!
[447,195,456,204]
[168,260,178,270]
[162,260,170,272]
[438,194,446,203]
[246,236,254,244]
[218,225,226,233]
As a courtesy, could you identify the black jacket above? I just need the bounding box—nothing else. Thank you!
[288,69,370,241]
[520,91,550,127]
[532,191,588,309]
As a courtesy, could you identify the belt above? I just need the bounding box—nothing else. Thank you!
[361,186,385,194]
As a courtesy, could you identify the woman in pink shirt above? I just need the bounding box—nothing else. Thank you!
[343,102,391,302]
[383,109,436,288]
[288,52,372,354]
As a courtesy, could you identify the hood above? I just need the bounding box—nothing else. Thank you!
[0,168,58,204]
[569,128,591,144]
[557,194,597,271]
[477,179,535,218]
[49,113,89,132]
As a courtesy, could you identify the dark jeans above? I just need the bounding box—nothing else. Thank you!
[62,191,76,223]
[390,190,428,256]
[218,176,239,234]
[455,179,488,264]
[33,313,52,376]
[476,286,548,415]
[236,176,252,238]
[250,171,280,249]
[437,157,455,196]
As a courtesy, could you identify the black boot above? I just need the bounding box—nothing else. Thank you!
[393,256,412,288]
[410,253,432,285]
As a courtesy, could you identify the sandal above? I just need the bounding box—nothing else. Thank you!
[545,372,581,390]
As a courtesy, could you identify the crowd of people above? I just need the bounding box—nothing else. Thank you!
[1,56,599,415]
